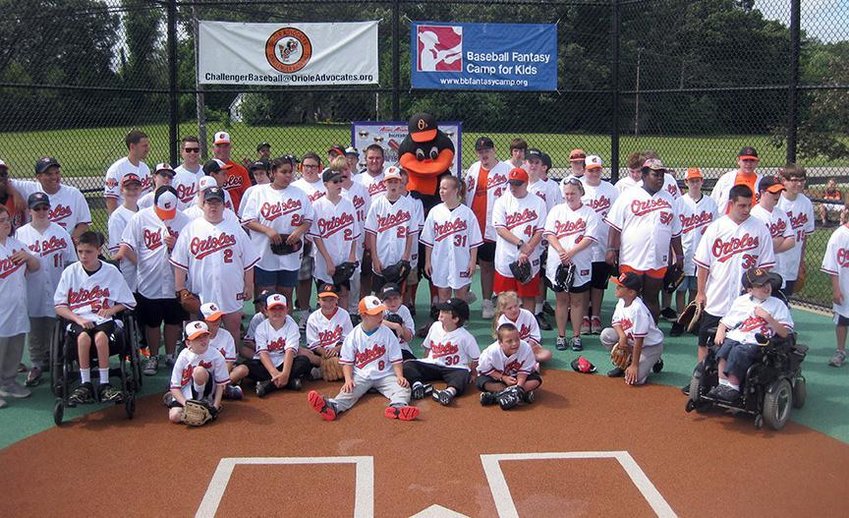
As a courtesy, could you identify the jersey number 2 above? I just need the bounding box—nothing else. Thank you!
[223,249,233,263]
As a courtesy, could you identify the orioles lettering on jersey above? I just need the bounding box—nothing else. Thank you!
[433,218,467,242]
[712,233,760,263]
[429,341,460,359]
[518,324,533,341]
[352,194,366,221]
[199,360,213,369]
[788,211,810,241]
[317,212,355,238]
[308,190,326,203]
[48,205,74,227]
[67,285,111,312]
[260,198,302,221]
[176,183,197,203]
[355,344,387,369]
[27,235,69,256]
[0,256,25,279]
[143,228,175,251]
[266,337,286,352]
[504,208,540,230]
[631,198,672,216]
[618,317,634,334]
[367,182,386,198]
[317,326,344,348]
[190,232,237,259]
[180,364,193,386]
[489,173,508,199]
[586,195,612,214]
[376,210,412,234]
[768,218,788,239]
[553,219,586,242]
[222,175,243,191]
[680,211,714,234]
[503,359,523,376]
[739,315,771,336]
[837,248,849,267]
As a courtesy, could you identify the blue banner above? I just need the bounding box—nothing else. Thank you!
[411,22,557,91]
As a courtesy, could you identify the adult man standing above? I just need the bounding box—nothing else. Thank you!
[212,131,252,212]
[12,157,91,242]
[464,136,510,318]
[354,144,388,200]
[105,130,151,214]
[606,159,683,320]
[173,136,204,209]
[711,146,763,212]
[777,164,815,298]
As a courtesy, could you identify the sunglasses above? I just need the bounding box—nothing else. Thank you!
[184,148,200,153]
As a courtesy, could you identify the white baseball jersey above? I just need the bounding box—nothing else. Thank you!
[120,207,190,299]
[614,175,640,193]
[750,204,794,247]
[464,161,511,241]
[777,193,815,282]
[292,177,327,204]
[254,315,300,366]
[710,170,763,211]
[108,205,139,292]
[353,170,386,200]
[240,184,315,272]
[0,236,32,336]
[420,322,480,371]
[404,193,425,263]
[244,312,266,346]
[364,195,415,266]
[822,225,849,318]
[385,304,415,354]
[210,327,237,363]
[476,339,536,377]
[543,203,601,288]
[169,346,229,400]
[528,178,563,214]
[306,307,353,350]
[173,166,204,209]
[580,179,619,262]
[612,296,664,348]
[497,308,541,345]
[420,202,483,289]
[605,187,681,270]
[694,215,776,317]
[492,192,547,278]
[15,222,76,318]
[11,180,92,233]
[182,203,239,224]
[339,324,403,381]
[721,294,793,344]
[170,217,260,314]
[343,180,371,254]
[53,260,136,325]
[104,157,152,201]
[309,196,360,284]
[674,194,719,275]
[637,173,681,200]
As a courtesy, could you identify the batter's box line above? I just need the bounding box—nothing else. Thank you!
[196,456,374,518]
[480,451,677,518]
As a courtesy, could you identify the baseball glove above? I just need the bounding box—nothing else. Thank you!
[677,300,703,334]
[320,356,344,382]
[555,263,576,292]
[509,260,533,284]
[663,263,685,294]
[610,344,632,370]
[182,399,217,426]
[178,289,201,315]
[570,356,597,374]
[270,234,302,255]
[332,261,358,285]
[383,313,405,339]
[381,260,411,284]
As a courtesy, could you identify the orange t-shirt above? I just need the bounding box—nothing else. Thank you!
[223,161,253,211]
[471,166,489,237]
[733,171,758,194]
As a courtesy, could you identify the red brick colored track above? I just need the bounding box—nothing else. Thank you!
[2,370,848,517]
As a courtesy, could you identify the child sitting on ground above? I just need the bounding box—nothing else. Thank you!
[707,268,793,401]
[477,322,542,410]
[307,296,419,421]
[494,291,551,364]
[165,320,228,424]
[379,283,416,360]
[304,283,353,380]
[200,302,249,400]
[403,297,480,406]
[247,294,311,397]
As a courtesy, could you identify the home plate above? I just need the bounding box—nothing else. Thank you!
[409,504,470,518]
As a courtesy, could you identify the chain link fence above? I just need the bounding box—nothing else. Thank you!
[1,0,847,307]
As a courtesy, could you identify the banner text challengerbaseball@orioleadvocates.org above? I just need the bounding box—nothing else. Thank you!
[203,72,375,83]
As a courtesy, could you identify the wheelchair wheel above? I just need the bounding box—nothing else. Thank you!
[53,399,64,427]
[49,321,64,397]
[792,377,806,409]
[763,378,793,430]
[125,395,136,420]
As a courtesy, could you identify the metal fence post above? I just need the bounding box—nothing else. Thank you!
[786,0,801,164]
[392,0,401,120]
[167,0,179,165]
[610,0,620,182]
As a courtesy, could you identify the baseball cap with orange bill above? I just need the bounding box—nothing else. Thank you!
[358,295,386,316]
[758,175,785,194]
[612,271,642,291]
[327,145,345,157]
[738,146,759,161]
[213,131,231,145]
[507,167,529,185]
[185,321,210,340]
[408,113,438,143]
[154,163,176,178]
[200,302,224,322]
[122,173,142,187]
[585,155,603,170]
[318,283,339,299]
[266,293,288,309]
[154,186,178,220]
[569,148,587,162]
[685,167,703,180]
[203,159,232,175]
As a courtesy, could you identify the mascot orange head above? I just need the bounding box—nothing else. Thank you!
[398,113,455,197]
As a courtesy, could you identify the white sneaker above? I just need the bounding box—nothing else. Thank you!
[0,397,7,409]
[481,299,495,319]
[0,383,31,399]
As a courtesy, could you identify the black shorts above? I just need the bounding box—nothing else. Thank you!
[590,261,611,290]
[166,380,214,408]
[68,319,117,343]
[838,314,849,327]
[698,312,723,348]
[476,371,542,391]
[136,294,186,328]
[402,360,470,394]
[246,355,311,382]
[477,241,496,263]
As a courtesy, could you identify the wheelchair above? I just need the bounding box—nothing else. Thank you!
[685,328,807,430]
[49,311,144,426]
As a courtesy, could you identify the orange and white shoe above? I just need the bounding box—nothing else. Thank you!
[307,390,337,421]
[384,405,419,421]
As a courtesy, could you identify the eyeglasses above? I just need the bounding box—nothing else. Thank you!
[184,148,200,153]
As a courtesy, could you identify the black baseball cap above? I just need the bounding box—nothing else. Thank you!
[327,145,345,157]
[322,168,343,183]
[474,136,495,151]
[249,160,269,171]
[379,283,401,299]
[742,267,772,288]
[758,175,785,194]
[408,113,437,143]
[738,146,759,160]
[27,192,50,209]
[256,142,271,152]
[254,288,277,304]
[35,156,60,175]
[203,186,225,202]
[526,148,552,169]
[612,271,642,291]
[435,297,470,322]
[202,159,231,175]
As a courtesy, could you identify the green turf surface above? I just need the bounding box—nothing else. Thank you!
[2,272,848,451]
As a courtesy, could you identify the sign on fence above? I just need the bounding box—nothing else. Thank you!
[410,22,557,91]
[198,21,379,86]
[351,121,463,174]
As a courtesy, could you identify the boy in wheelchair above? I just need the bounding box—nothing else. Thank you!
[707,267,793,402]
[53,231,137,405]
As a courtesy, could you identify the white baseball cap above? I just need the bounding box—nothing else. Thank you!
[383,166,402,181]
[267,293,287,310]
[358,295,386,316]
[185,321,210,340]
[213,131,231,145]
[154,186,178,220]
[200,302,223,322]
[585,155,603,170]
[198,176,216,191]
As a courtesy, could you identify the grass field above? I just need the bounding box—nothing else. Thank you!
[3,122,848,180]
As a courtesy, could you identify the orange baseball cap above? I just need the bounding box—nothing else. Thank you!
[507,167,529,185]
[569,148,587,161]
[358,295,386,316]
[685,168,703,180]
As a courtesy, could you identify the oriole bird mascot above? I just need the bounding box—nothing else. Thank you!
[398,113,455,214]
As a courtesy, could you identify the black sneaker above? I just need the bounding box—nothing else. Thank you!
[99,383,123,403]
[669,322,685,337]
[256,380,275,398]
[681,384,690,395]
[542,301,555,316]
[433,388,454,406]
[607,367,625,378]
[535,313,552,331]
[287,377,303,391]
[652,359,664,373]
[555,336,568,351]
[480,391,497,406]
[660,307,678,322]
[69,382,95,406]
